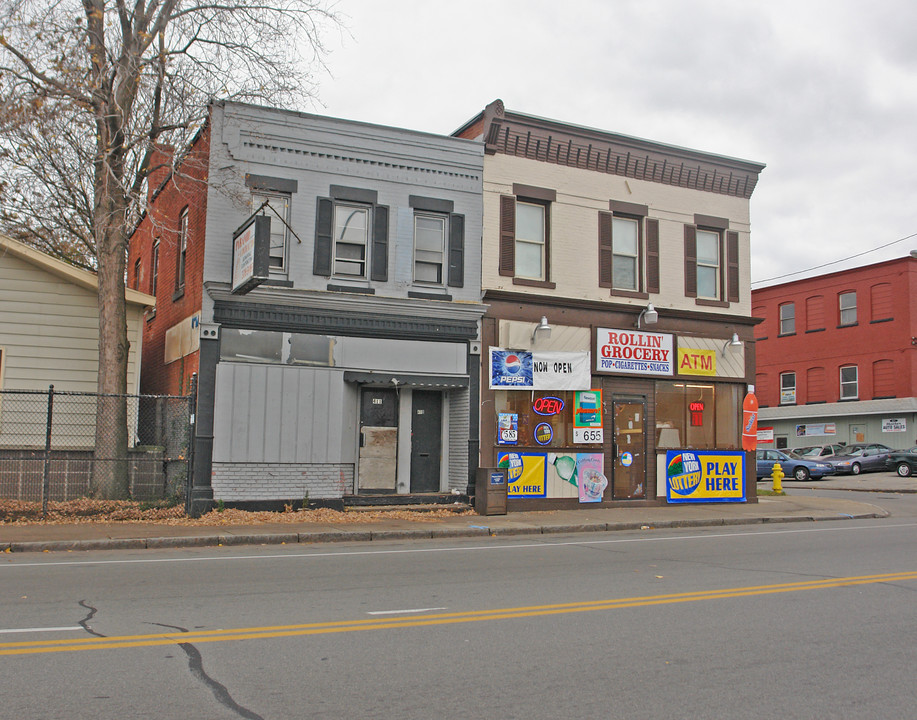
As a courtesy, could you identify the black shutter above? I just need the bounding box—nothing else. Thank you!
[447,213,465,288]
[499,195,515,276]
[371,204,389,282]
[313,197,333,276]
[646,218,660,294]
[726,230,739,302]
[598,211,613,288]
[684,225,697,298]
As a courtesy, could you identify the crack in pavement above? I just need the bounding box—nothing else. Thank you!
[149,622,265,720]
[77,600,105,638]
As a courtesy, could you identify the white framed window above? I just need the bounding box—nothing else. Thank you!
[695,229,720,299]
[413,213,446,284]
[333,203,369,277]
[779,303,795,335]
[839,291,857,326]
[151,239,159,296]
[612,216,639,291]
[515,201,546,280]
[840,365,858,400]
[252,192,291,276]
[780,372,796,404]
[176,207,188,290]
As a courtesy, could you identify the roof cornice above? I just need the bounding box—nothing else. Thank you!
[456,99,765,199]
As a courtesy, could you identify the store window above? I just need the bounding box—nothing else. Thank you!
[655,381,741,450]
[220,329,334,366]
[493,391,601,449]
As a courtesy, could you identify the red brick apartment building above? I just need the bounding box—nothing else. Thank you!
[128,129,210,396]
[751,254,917,450]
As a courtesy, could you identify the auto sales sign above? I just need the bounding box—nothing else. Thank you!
[596,328,673,376]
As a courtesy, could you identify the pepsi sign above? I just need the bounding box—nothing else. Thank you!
[490,349,534,388]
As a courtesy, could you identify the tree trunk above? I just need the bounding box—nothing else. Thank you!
[91,200,131,499]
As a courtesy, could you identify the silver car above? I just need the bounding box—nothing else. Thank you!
[825,443,896,475]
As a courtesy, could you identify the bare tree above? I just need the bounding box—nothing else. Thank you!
[0,0,341,498]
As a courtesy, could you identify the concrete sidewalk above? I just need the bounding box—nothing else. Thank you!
[0,492,890,554]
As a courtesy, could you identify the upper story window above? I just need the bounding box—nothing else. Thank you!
[413,213,446,284]
[133,258,142,291]
[612,216,639,290]
[515,201,546,280]
[598,201,659,297]
[333,203,369,277]
[780,372,796,405]
[409,195,465,290]
[805,295,824,331]
[252,191,291,277]
[779,302,795,335]
[840,365,858,400]
[684,215,738,305]
[176,207,188,291]
[839,291,857,326]
[869,283,892,321]
[695,229,721,299]
[313,186,389,283]
[499,184,556,288]
[150,239,159,296]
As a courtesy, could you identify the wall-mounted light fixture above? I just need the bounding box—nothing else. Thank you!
[532,315,552,342]
[635,303,658,329]
[721,332,743,354]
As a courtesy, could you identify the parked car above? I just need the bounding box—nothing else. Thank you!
[885,446,917,477]
[790,444,848,460]
[755,449,835,482]
[825,443,896,475]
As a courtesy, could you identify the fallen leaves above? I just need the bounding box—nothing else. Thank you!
[0,499,474,526]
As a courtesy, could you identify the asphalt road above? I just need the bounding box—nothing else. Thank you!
[3,497,917,720]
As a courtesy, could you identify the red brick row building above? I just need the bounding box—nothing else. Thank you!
[751,255,917,449]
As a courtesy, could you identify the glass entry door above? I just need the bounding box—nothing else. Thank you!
[612,398,647,500]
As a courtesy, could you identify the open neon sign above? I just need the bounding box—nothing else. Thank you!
[532,396,565,416]
[689,401,704,427]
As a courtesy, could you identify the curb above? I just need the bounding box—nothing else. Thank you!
[0,509,886,554]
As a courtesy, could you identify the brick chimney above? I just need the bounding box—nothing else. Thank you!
[147,143,174,202]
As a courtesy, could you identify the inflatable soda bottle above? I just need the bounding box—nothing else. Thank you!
[742,388,758,451]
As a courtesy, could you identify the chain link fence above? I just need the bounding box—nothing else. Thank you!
[0,386,194,510]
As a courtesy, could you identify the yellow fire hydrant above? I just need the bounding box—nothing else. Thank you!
[771,462,784,493]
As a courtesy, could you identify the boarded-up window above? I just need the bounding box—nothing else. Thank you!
[805,295,824,331]
[870,283,893,322]
[755,373,769,407]
[872,359,895,398]
[806,366,826,403]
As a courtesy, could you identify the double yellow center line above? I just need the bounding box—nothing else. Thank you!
[4,570,916,656]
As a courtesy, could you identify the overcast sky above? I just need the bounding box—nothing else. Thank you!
[314,0,917,287]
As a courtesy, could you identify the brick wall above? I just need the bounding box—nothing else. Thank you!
[752,257,917,407]
[129,126,211,396]
[212,462,355,501]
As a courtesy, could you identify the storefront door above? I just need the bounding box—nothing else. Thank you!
[612,398,647,500]
[358,388,398,492]
[410,391,442,493]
